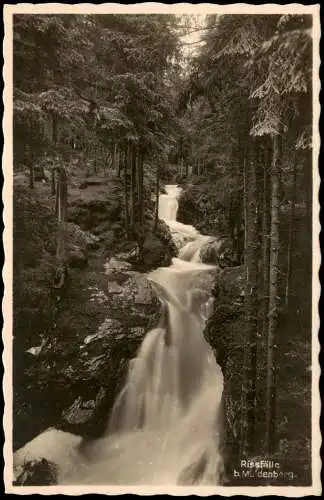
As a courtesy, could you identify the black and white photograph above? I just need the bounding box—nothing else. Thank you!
[3,3,321,495]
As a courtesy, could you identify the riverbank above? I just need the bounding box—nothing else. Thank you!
[13,173,175,451]
[13,182,226,486]
[176,176,312,486]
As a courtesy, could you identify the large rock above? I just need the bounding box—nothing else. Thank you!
[199,238,236,267]
[66,222,102,269]
[14,458,58,486]
[142,233,172,269]
[20,259,162,442]
[60,387,107,436]
[155,219,178,255]
[204,265,245,476]
[212,265,245,305]
[140,219,177,270]
[67,178,123,233]
[104,257,163,325]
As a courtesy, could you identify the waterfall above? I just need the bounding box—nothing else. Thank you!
[14,185,224,487]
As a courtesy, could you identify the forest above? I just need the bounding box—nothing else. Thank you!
[12,12,314,487]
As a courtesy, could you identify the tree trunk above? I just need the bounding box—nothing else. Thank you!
[136,147,141,204]
[304,152,312,241]
[29,164,34,189]
[240,141,258,455]
[265,134,280,454]
[138,151,144,230]
[128,143,133,234]
[155,163,160,231]
[112,143,116,173]
[241,153,249,453]
[129,142,137,236]
[117,148,122,178]
[54,166,68,289]
[93,146,98,174]
[52,113,58,145]
[51,167,56,196]
[180,156,184,177]
[285,160,297,307]
[123,145,130,237]
[262,143,271,336]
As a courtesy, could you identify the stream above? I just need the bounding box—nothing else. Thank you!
[14,185,224,486]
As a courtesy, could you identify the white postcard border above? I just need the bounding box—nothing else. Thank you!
[2,3,321,496]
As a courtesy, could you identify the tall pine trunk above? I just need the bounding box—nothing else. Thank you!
[112,143,116,174]
[54,166,68,289]
[304,152,312,242]
[29,163,34,188]
[128,142,135,236]
[285,160,297,307]
[51,166,56,196]
[117,148,122,178]
[240,141,258,454]
[139,151,144,230]
[155,163,160,230]
[123,145,130,237]
[265,134,280,453]
[180,156,184,177]
[260,141,271,434]
[132,146,138,233]
[262,143,271,341]
[135,146,140,204]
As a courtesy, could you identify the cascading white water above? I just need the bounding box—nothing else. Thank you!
[14,184,224,487]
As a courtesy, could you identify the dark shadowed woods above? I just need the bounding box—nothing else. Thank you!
[12,13,313,486]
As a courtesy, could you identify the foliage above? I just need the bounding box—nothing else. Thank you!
[178,12,312,469]
[13,14,181,166]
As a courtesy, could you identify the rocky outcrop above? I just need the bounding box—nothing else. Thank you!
[16,255,162,447]
[141,233,172,269]
[199,238,236,267]
[139,219,178,270]
[67,178,177,266]
[14,458,58,486]
[68,178,122,230]
[13,180,175,450]
[177,183,229,238]
[204,265,245,474]
[67,177,123,251]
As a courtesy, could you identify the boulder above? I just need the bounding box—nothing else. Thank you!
[115,243,140,265]
[212,265,245,305]
[140,220,177,270]
[142,233,171,269]
[199,238,236,267]
[20,261,162,441]
[60,387,107,436]
[177,182,229,237]
[155,219,177,253]
[14,458,58,486]
[67,179,123,232]
[13,429,82,484]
